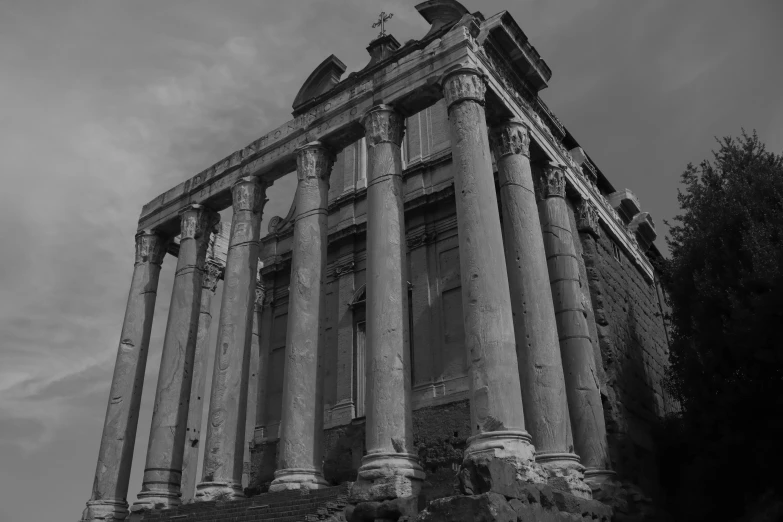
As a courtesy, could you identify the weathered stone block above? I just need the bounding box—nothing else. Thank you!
[458,455,544,499]
[416,493,516,522]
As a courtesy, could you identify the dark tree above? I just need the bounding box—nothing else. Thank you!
[658,130,783,520]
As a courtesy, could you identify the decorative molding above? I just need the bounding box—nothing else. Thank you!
[442,67,487,110]
[536,162,566,200]
[334,259,356,277]
[180,204,220,241]
[407,230,436,250]
[202,261,222,292]
[231,177,267,214]
[134,231,168,266]
[489,120,530,158]
[255,284,267,310]
[296,142,333,182]
[576,200,600,238]
[362,105,404,147]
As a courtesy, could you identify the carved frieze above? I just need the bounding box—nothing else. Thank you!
[362,105,404,147]
[134,230,168,266]
[296,142,333,181]
[231,177,267,214]
[442,68,487,109]
[576,200,601,238]
[489,120,530,158]
[180,204,220,240]
[536,163,566,200]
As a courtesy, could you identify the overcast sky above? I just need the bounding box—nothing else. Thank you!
[1,1,781,521]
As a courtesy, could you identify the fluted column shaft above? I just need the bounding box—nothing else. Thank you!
[135,205,219,510]
[81,231,168,522]
[490,123,578,473]
[181,261,221,503]
[532,163,602,498]
[569,199,614,482]
[442,68,536,471]
[350,105,424,502]
[270,143,332,491]
[197,177,266,501]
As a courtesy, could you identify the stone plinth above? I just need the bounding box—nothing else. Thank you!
[135,205,219,511]
[81,231,169,522]
[350,105,424,502]
[270,143,332,492]
[442,68,540,481]
[197,178,267,501]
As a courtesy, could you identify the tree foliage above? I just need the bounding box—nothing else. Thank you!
[659,130,783,519]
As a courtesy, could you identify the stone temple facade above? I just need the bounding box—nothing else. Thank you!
[80,2,676,521]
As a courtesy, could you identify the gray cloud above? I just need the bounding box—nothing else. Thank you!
[0,1,780,520]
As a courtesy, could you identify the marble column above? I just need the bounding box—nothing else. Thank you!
[134,205,219,510]
[534,162,603,498]
[197,177,267,501]
[181,261,222,503]
[350,105,424,502]
[81,231,168,522]
[269,142,332,491]
[441,68,539,477]
[572,199,615,485]
[490,122,588,498]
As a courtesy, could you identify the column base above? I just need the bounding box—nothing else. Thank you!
[584,468,618,487]
[463,430,547,484]
[80,499,129,521]
[194,481,244,502]
[350,452,425,502]
[268,468,330,492]
[536,451,592,499]
[130,490,181,513]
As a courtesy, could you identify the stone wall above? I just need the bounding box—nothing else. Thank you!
[577,210,673,497]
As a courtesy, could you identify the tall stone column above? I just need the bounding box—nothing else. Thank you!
[490,122,589,498]
[572,199,615,485]
[441,68,540,480]
[81,231,169,522]
[134,205,219,510]
[350,105,424,503]
[181,261,222,503]
[197,177,267,501]
[270,142,332,491]
[536,162,605,497]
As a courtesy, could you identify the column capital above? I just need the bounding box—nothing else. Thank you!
[490,120,530,159]
[134,230,168,266]
[536,162,567,200]
[180,204,220,241]
[296,142,333,182]
[576,200,601,238]
[231,177,268,214]
[442,67,486,110]
[362,105,404,147]
[202,261,222,292]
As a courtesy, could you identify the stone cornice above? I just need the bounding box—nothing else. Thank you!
[476,45,656,283]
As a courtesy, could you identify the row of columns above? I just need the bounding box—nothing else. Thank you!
[82,64,613,521]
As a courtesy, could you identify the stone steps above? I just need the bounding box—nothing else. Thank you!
[134,485,349,522]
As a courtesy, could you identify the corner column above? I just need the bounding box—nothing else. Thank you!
[197,177,267,501]
[181,261,222,503]
[350,105,424,503]
[269,142,332,491]
[441,69,538,478]
[490,122,589,498]
[81,231,168,522]
[135,205,219,510]
[572,199,615,485]
[536,162,605,497]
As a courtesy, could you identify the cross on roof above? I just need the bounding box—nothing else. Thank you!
[372,11,393,38]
